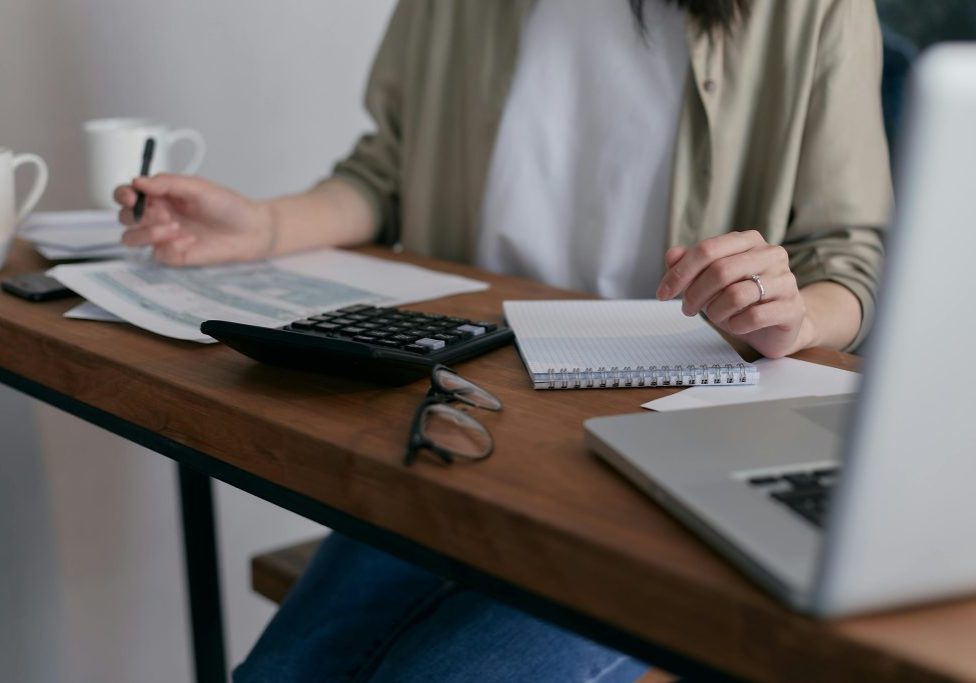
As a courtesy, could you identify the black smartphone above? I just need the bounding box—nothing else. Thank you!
[1,272,75,302]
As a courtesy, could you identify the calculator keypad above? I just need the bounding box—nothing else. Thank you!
[283,305,498,355]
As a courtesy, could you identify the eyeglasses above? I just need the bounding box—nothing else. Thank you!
[403,365,502,466]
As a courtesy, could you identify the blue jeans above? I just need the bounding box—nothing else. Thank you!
[235,534,649,682]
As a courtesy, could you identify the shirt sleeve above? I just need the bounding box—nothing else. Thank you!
[329,0,426,246]
[785,0,894,351]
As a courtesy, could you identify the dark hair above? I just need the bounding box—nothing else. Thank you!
[629,0,749,31]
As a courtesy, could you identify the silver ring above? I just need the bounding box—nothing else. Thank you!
[750,274,766,302]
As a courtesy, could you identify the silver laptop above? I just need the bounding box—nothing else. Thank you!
[584,45,976,618]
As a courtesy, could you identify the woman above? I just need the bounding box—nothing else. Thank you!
[116,1,892,680]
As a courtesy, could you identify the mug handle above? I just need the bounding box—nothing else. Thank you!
[12,153,49,223]
[164,128,206,175]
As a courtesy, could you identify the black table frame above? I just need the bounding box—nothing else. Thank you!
[0,365,740,683]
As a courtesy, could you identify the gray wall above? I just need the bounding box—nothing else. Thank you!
[0,0,395,680]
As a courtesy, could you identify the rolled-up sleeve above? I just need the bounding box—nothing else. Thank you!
[786,0,894,351]
[331,0,425,245]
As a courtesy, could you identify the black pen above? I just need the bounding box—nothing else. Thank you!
[132,137,155,223]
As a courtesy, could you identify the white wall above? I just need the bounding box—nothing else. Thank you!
[0,1,396,680]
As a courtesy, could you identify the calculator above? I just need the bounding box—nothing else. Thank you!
[201,304,514,384]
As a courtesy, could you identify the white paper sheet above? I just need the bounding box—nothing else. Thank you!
[641,357,859,412]
[21,210,118,231]
[48,249,488,343]
[36,244,133,260]
[64,301,125,322]
[21,211,126,250]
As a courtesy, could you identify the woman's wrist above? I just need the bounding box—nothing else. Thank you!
[256,200,280,259]
[799,282,860,351]
[793,309,823,353]
[255,182,377,261]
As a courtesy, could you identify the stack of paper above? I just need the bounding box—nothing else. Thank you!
[21,211,132,260]
[48,248,489,342]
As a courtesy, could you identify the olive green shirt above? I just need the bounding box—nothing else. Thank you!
[332,0,893,349]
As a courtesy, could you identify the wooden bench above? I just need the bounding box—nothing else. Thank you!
[251,538,676,682]
[252,539,321,605]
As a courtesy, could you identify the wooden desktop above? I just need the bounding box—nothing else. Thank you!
[1,239,973,683]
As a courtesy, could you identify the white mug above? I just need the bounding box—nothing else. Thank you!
[0,147,49,269]
[83,117,206,209]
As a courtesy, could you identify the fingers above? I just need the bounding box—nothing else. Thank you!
[131,173,206,203]
[726,299,805,337]
[112,174,217,265]
[118,193,174,227]
[682,244,790,316]
[138,233,231,267]
[116,173,206,222]
[114,185,140,227]
[119,200,173,228]
[114,184,138,208]
[656,230,766,300]
[704,272,799,325]
[664,245,687,269]
[154,234,200,266]
[659,233,809,355]
[122,221,180,247]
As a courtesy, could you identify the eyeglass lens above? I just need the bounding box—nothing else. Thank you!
[432,367,502,411]
[420,403,492,460]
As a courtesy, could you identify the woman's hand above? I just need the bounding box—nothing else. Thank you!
[656,230,819,358]
[115,174,276,266]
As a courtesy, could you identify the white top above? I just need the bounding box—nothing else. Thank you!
[476,0,689,298]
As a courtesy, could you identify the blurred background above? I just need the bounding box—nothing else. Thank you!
[0,1,973,682]
[0,2,395,681]
[876,0,976,153]
[877,0,976,45]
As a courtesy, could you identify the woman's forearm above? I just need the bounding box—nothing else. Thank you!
[799,281,862,351]
[262,177,379,258]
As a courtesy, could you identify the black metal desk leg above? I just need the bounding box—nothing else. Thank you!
[178,463,228,682]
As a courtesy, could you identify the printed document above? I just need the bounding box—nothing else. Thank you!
[49,249,487,343]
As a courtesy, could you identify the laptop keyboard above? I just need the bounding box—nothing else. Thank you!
[747,467,839,528]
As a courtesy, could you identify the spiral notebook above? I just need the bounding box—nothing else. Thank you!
[503,300,758,390]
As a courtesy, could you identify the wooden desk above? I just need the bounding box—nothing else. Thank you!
[1,239,974,683]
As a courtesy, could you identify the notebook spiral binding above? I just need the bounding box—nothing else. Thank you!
[539,363,754,390]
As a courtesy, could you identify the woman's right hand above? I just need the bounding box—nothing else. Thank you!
[115,174,276,266]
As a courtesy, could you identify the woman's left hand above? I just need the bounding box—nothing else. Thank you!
[656,230,816,358]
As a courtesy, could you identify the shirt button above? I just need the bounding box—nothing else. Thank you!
[703,79,717,93]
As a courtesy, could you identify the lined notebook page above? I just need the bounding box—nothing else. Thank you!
[503,300,749,374]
